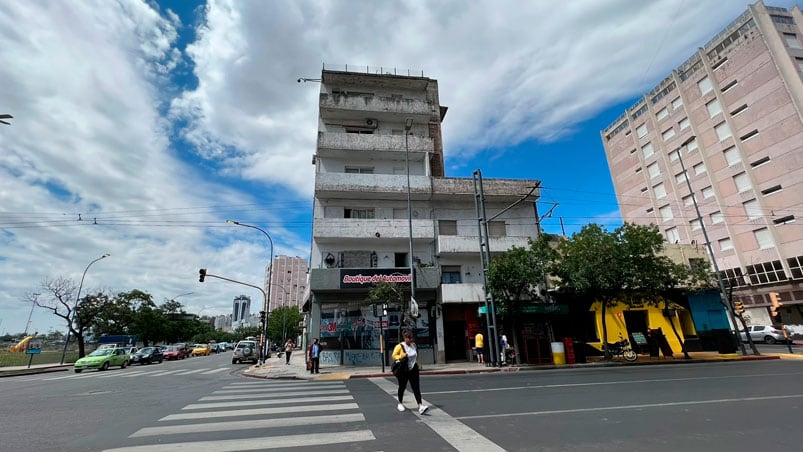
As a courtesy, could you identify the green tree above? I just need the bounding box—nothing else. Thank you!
[366,281,406,342]
[233,325,262,341]
[268,306,303,344]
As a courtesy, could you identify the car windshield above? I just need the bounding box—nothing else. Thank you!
[89,349,113,356]
[164,346,178,351]
[139,347,154,353]
[237,342,253,349]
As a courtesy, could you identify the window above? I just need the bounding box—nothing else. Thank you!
[679,117,690,130]
[743,199,761,220]
[439,220,457,235]
[693,162,706,175]
[662,127,676,141]
[637,124,648,138]
[666,227,680,244]
[731,104,748,116]
[761,185,782,196]
[683,195,694,207]
[656,107,669,120]
[676,172,687,185]
[706,98,722,117]
[671,97,683,110]
[344,208,375,219]
[669,150,679,162]
[723,146,741,166]
[750,156,770,168]
[754,228,773,249]
[734,172,751,192]
[648,162,660,179]
[653,182,667,199]
[798,57,803,72]
[719,238,733,251]
[646,207,654,213]
[784,33,801,49]
[441,266,461,284]
[740,129,759,141]
[702,186,714,199]
[715,122,732,141]
[774,215,795,225]
[711,211,724,224]
[488,221,506,237]
[642,142,654,158]
[746,260,788,284]
[345,166,374,174]
[689,219,701,231]
[635,167,643,173]
[698,76,713,95]
[686,138,699,153]
[771,15,795,25]
[659,205,673,222]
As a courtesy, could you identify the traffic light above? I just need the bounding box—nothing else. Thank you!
[769,292,782,317]
[259,311,266,324]
[199,268,207,282]
[733,301,745,315]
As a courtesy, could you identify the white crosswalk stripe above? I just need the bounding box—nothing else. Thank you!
[200,367,229,375]
[42,367,230,380]
[107,380,376,451]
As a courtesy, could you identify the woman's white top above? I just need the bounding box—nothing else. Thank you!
[401,342,417,370]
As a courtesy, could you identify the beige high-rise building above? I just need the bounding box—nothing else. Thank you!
[267,255,308,311]
[601,2,803,325]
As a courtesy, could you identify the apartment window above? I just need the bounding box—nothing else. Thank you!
[723,146,741,166]
[439,220,457,236]
[761,185,782,196]
[344,208,375,219]
[683,195,694,207]
[671,97,683,110]
[488,221,506,237]
[679,117,690,131]
[702,186,714,199]
[771,15,795,25]
[715,122,732,141]
[721,80,738,93]
[773,215,795,225]
[648,162,661,179]
[653,182,667,199]
[659,205,673,222]
[642,142,654,158]
[750,156,770,168]
[693,162,706,175]
[637,124,648,138]
[686,138,699,153]
[698,76,713,95]
[743,199,761,220]
[345,166,374,174]
[731,104,748,116]
[662,127,676,141]
[656,107,669,120]
[746,260,787,284]
[441,266,462,284]
[706,98,722,118]
[711,211,724,224]
[719,237,734,251]
[784,33,801,49]
[669,150,679,162]
[734,172,751,193]
[797,57,803,72]
[740,129,759,141]
[689,219,701,231]
[666,227,680,244]
[635,167,643,173]
[646,207,654,213]
[754,228,773,250]
[676,172,687,185]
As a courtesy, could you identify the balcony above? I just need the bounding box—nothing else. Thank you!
[437,235,530,254]
[314,218,435,242]
[440,283,485,304]
[318,132,434,154]
[431,177,540,201]
[320,93,435,116]
[315,172,431,199]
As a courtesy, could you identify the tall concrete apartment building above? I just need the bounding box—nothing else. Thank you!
[602,2,803,325]
[267,255,308,311]
[307,66,539,365]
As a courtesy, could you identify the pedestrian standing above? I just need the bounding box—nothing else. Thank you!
[284,338,294,365]
[392,331,429,415]
[308,338,320,374]
[474,331,484,364]
[500,334,508,364]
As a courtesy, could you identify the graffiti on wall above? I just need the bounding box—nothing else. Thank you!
[319,350,383,366]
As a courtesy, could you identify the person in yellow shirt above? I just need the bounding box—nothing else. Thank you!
[475,332,484,364]
[392,331,429,414]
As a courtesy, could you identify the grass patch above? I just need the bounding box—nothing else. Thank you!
[0,350,79,367]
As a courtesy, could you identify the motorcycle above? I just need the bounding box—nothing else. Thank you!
[604,334,638,362]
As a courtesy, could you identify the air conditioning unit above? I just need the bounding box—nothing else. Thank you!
[365,118,378,128]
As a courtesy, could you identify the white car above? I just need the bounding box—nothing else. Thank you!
[739,325,787,344]
[232,340,258,364]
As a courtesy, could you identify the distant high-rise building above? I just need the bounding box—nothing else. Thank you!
[232,295,251,328]
[601,1,803,324]
[267,255,308,311]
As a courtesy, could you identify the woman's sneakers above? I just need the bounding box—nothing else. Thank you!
[397,403,405,412]
[418,405,429,415]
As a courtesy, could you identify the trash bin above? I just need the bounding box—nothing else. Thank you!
[551,342,566,365]
[573,340,586,364]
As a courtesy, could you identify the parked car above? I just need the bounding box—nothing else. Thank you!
[174,343,192,357]
[232,340,258,364]
[74,347,129,373]
[121,346,138,362]
[739,325,788,344]
[162,345,187,360]
[192,343,211,356]
[132,346,164,364]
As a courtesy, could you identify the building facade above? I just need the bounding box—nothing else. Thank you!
[601,2,803,326]
[307,65,540,365]
[267,255,308,311]
[232,295,251,329]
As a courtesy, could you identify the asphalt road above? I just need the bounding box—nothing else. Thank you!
[2,356,802,451]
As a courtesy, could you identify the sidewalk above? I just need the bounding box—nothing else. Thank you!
[0,363,71,377]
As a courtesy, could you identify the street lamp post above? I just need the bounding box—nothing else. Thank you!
[226,220,274,364]
[60,253,110,364]
[675,136,746,355]
[404,118,420,335]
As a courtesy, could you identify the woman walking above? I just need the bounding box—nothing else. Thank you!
[308,338,320,374]
[392,331,429,415]
[284,338,294,365]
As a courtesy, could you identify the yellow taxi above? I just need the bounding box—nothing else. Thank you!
[191,343,211,356]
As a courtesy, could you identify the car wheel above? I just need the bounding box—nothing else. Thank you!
[232,359,238,364]
[764,336,776,345]
[100,361,110,371]
[74,369,82,373]
[121,360,127,369]
[159,357,163,363]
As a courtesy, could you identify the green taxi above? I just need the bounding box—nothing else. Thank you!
[74,347,129,373]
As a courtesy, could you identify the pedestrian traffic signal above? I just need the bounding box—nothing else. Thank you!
[733,301,745,314]
[769,291,782,317]
[199,268,207,282]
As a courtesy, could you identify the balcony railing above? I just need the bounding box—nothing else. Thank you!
[315,173,431,197]
[314,218,435,240]
[318,132,433,153]
[320,93,435,116]
[437,235,531,254]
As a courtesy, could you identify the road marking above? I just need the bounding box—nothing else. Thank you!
[171,368,206,375]
[369,377,505,452]
[200,389,350,401]
[201,367,229,374]
[218,381,343,389]
[106,430,375,451]
[119,370,165,378]
[183,394,354,410]
[44,372,102,380]
[130,412,364,437]
[456,393,803,420]
[147,369,186,377]
[212,384,344,394]
[160,402,359,421]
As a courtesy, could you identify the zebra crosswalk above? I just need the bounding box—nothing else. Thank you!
[41,366,231,381]
[104,380,375,451]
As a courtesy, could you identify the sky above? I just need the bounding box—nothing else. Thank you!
[1,0,799,335]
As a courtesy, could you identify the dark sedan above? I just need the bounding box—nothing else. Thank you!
[132,346,164,365]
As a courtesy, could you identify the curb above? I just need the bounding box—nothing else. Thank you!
[0,366,70,378]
